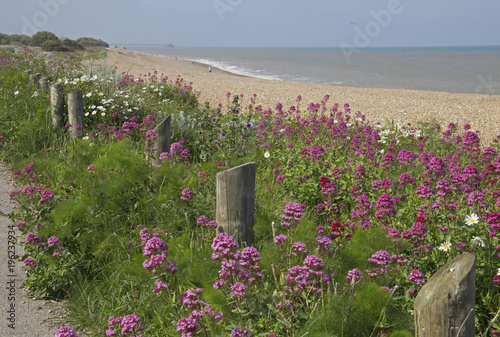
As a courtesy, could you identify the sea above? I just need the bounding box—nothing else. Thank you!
[119,45,500,95]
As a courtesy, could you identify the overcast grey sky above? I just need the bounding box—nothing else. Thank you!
[1,0,500,48]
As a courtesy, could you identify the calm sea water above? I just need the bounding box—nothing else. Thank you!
[121,45,500,95]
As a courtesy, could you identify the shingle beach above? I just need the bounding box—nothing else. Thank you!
[105,47,500,145]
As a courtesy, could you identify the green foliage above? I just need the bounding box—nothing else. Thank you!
[31,30,59,47]
[62,39,84,51]
[41,40,70,52]
[8,34,31,46]
[0,33,9,45]
[76,37,109,48]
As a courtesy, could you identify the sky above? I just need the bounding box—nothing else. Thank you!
[1,0,500,48]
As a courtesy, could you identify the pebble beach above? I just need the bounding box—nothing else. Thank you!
[104,47,500,145]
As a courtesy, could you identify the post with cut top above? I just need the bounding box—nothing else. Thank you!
[414,252,475,337]
[39,76,49,92]
[216,162,256,247]
[51,83,65,128]
[147,115,171,166]
[67,90,84,138]
[29,73,41,87]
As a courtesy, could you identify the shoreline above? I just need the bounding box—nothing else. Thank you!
[104,47,500,145]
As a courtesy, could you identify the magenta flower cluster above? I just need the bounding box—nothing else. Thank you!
[106,314,145,336]
[211,233,263,298]
[281,202,305,228]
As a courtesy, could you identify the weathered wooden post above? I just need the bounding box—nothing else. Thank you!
[29,73,41,87]
[39,76,49,92]
[414,252,475,337]
[67,90,84,138]
[216,162,256,247]
[50,83,65,128]
[147,115,171,166]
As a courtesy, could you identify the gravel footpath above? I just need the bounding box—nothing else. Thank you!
[0,162,68,337]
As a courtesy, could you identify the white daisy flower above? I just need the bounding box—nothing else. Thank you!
[86,92,92,97]
[84,112,89,117]
[471,236,485,247]
[101,112,106,117]
[83,136,89,140]
[465,213,479,226]
[439,242,452,252]
[14,91,19,95]
[264,152,270,158]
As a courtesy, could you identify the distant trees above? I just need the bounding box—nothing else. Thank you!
[76,37,109,48]
[0,30,108,51]
[61,39,84,50]
[0,33,9,45]
[8,34,31,46]
[31,31,59,47]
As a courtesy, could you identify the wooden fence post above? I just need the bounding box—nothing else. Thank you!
[67,90,84,138]
[147,115,171,166]
[216,162,256,247]
[29,73,41,87]
[39,76,49,92]
[51,83,65,128]
[414,252,475,337]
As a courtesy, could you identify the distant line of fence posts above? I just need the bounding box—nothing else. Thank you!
[26,70,478,336]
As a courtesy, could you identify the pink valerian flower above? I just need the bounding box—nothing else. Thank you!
[22,185,34,195]
[179,288,204,310]
[47,236,61,247]
[368,250,393,265]
[55,326,79,337]
[408,269,426,285]
[177,316,200,336]
[346,268,362,282]
[316,236,333,253]
[196,215,209,226]
[141,231,177,276]
[180,188,192,201]
[463,130,480,146]
[281,202,306,228]
[231,326,252,337]
[87,165,96,173]
[153,278,169,293]
[170,142,184,155]
[211,235,263,291]
[230,282,248,297]
[159,152,171,161]
[206,220,217,228]
[106,314,145,336]
[26,232,41,245]
[23,257,37,271]
[211,233,239,260]
[39,189,54,202]
[273,234,287,244]
[283,255,329,302]
[178,288,223,331]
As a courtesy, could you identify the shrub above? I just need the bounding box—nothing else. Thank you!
[76,37,109,48]
[61,39,84,51]
[0,33,10,45]
[8,34,31,46]
[41,40,69,52]
[31,30,59,47]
